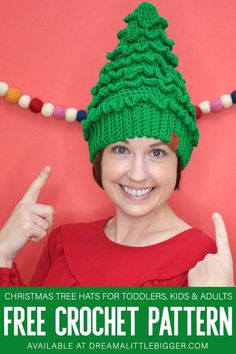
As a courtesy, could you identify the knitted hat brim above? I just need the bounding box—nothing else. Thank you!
[83,102,198,168]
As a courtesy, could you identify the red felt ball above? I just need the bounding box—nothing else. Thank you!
[195,105,202,119]
[29,98,43,113]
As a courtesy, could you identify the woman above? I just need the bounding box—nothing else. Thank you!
[0,2,234,286]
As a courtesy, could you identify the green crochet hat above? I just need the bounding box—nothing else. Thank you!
[82,1,200,169]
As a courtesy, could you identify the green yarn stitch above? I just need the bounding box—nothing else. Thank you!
[82,1,200,169]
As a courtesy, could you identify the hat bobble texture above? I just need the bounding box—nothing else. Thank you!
[82,2,200,169]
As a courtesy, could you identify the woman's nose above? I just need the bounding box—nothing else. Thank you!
[127,156,148,181]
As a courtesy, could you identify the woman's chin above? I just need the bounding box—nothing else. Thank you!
[116,202,159,218]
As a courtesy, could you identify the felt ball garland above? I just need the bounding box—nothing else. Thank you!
[195,92,235,119]
[0,80,235,123]
[0,81,87,123]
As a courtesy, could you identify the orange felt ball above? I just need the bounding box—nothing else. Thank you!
[4,87,22,104]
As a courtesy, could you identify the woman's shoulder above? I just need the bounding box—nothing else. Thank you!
[169,217,216,251]
[140,227,217,283]
[172,217,216,251]
[50,218,107,246]
[44,218,106,263]
[59,218,106,235]
[181,227,216,254]
[45,218,104,247]
[167,225,217,273]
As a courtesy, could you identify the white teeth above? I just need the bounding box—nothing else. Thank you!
[122,185,153,196]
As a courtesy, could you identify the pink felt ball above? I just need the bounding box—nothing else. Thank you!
[54,106,65,119]
[210,99,223,113]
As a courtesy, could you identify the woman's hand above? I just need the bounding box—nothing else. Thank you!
[0,166,54,268]
[188,212,235,286]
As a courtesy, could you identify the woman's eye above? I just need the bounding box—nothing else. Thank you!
[111,146,128,154]
[111,146,167,158]
[150,149,167,158]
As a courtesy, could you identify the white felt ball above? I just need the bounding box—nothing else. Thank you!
[0,81,9,96]
[65,107,77,122]
[18,94,31,109]
[41,102,54,117]
[220,94,233,108]
[199,100,211,114]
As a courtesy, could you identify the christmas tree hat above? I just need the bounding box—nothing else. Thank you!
[82,1,200,169]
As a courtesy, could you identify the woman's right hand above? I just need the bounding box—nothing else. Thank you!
[0,166,54,268]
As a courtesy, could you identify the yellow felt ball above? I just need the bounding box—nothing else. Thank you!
[5,87,22,104]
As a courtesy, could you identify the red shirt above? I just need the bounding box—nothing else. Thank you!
[0,216,216,287]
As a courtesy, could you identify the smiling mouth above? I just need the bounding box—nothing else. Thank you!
[119,184,155,198]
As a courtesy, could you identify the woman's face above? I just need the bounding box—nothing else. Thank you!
[101,137,178,217]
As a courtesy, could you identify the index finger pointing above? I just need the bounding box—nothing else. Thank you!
[19,166,51,204]
[212,212,232,259]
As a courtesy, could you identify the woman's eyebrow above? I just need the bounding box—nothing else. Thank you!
[149,142,165,148]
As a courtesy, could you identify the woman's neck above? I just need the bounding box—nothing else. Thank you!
[106,204,182,246]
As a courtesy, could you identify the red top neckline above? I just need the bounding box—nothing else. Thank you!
[101,216,196,250]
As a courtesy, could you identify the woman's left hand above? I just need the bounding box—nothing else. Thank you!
[188,212,235,287]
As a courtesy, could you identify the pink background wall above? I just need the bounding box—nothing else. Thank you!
[0,0,235,284]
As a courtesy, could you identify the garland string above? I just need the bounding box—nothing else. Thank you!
[1,81,236,123]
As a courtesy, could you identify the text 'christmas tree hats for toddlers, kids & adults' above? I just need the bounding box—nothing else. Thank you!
[82,1,200,169]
